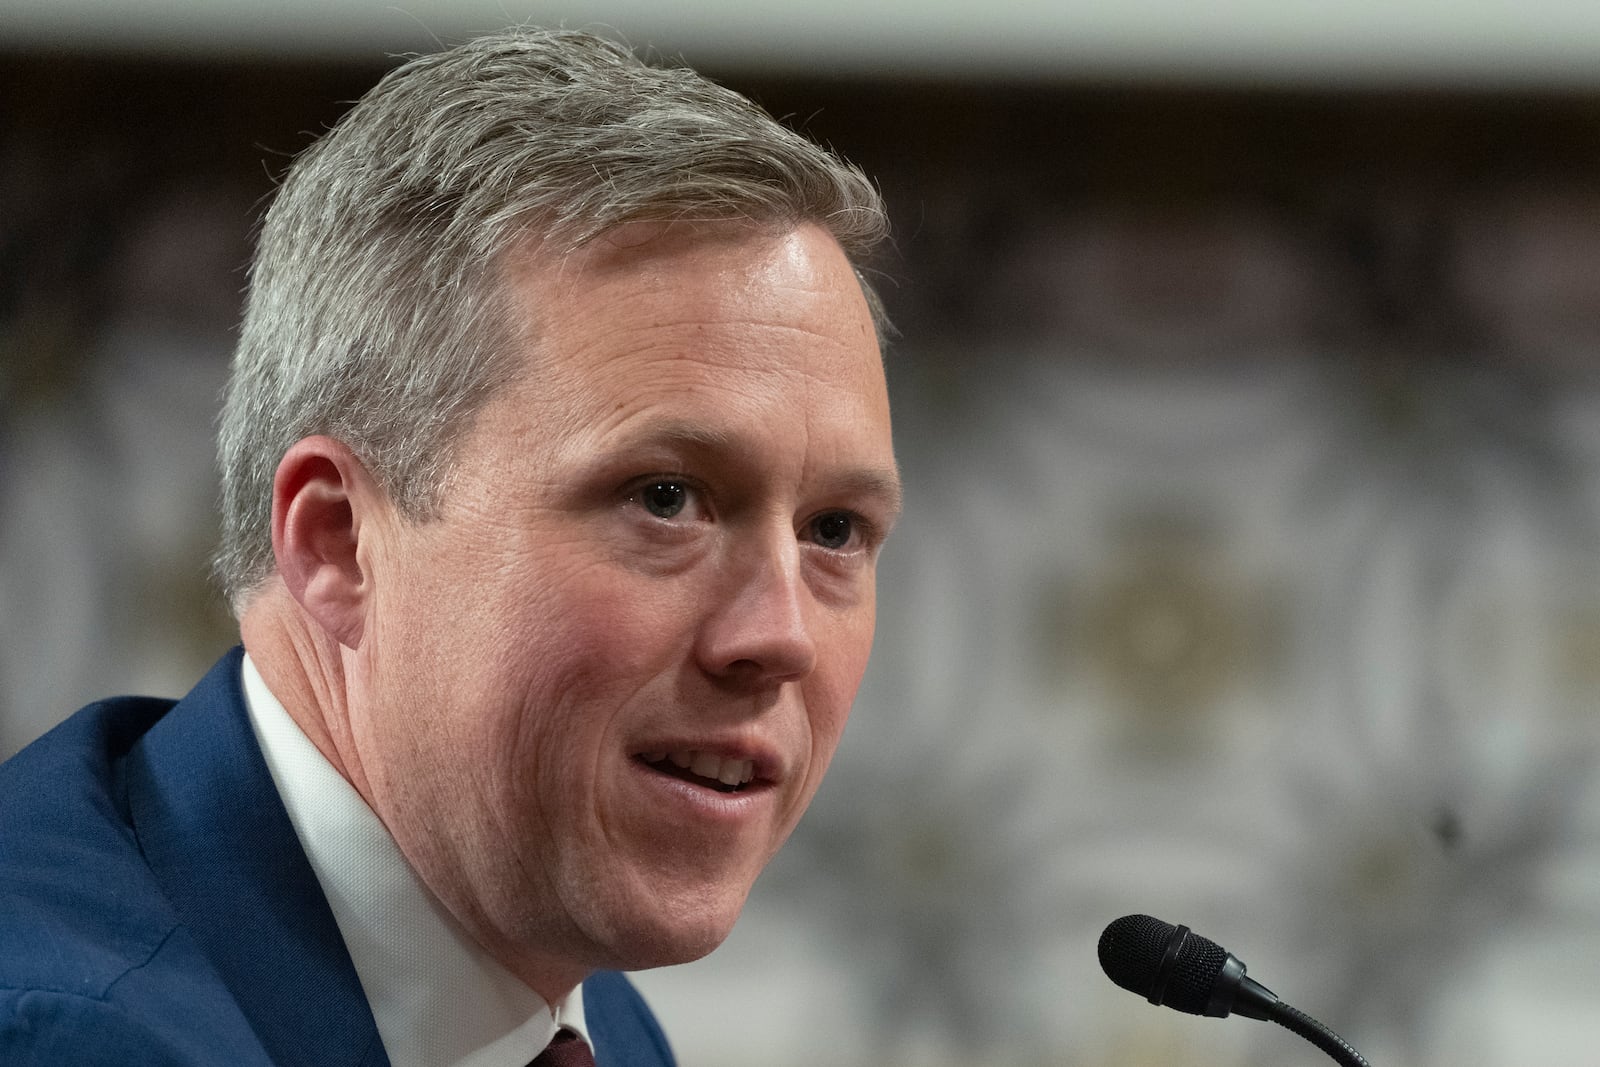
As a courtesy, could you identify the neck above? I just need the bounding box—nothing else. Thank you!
[239,581,373,806]
[238,581,600,1007]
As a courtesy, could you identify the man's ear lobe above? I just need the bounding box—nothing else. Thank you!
[271,435,383,649]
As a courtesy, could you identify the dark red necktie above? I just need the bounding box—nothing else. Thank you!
[530,1029,596,1067]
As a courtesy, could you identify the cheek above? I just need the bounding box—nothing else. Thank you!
[801,610,878,777]
[803,675,855,778]
[445,549,665,694]
[551,563,700,667]
[482,569,692,753]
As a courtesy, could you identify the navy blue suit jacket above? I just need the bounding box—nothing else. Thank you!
[0,648,675,1066]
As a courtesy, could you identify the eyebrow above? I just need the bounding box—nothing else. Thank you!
[617,419,904,517]
[830,465,905,521]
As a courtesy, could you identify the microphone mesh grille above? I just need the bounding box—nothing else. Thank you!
[1097,913,1229,1016]
[1168,929,1228,1014]
[1096,913,1174,995]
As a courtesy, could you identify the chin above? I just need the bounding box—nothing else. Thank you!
[577,880,750,973]
[612,924,729,973]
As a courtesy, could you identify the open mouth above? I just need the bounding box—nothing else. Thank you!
[638,749,756,794]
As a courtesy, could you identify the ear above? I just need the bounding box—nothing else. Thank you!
[270,435,386,649]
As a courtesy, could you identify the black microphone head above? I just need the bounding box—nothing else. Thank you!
[1098,913,1230,1016]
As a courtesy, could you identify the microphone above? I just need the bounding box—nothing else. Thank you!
[1098,914,1373,1067]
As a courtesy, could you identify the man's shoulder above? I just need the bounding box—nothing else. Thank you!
[0,693,182,995]
[0,983,244,1066]
[0,663,285,1065]
[0,947,276,1066]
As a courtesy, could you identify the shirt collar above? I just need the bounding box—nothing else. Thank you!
[240,653,588,1067]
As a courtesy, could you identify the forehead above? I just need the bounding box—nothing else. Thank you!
[491,223,894,470]
[520,221,873,345]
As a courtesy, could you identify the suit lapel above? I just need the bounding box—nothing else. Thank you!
[583,971,676,1067]
[125,647,388,1067]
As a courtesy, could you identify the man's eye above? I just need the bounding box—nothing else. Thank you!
[810,511,857,550]
[639,481,689,518]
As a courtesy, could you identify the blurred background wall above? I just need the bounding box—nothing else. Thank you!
[4,3,1600,1064]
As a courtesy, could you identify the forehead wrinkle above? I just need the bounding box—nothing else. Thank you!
[608,418,740,454]
[796,359,902,520]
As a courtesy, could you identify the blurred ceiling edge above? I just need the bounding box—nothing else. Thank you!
[5,0,1600,86]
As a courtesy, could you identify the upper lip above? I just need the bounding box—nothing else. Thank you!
[632,737,783,787]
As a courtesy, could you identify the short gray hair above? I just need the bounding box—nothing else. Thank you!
[214,26,890,611]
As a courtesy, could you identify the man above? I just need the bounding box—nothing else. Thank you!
[0,27,900,1066]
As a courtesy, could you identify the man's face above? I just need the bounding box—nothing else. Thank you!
[348,223,899,994]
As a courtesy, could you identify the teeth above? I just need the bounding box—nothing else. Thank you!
[656,748,755,787]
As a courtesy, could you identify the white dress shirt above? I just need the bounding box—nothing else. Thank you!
[241,653,587,1067]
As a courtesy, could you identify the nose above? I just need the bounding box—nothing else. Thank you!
[696,533,817,687]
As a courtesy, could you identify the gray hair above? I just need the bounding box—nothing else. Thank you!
[214,26,890,611]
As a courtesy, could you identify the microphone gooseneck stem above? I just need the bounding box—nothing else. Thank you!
[1268,1001,1373,1067]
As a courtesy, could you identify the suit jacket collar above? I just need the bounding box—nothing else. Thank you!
[124,647,389,1066]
